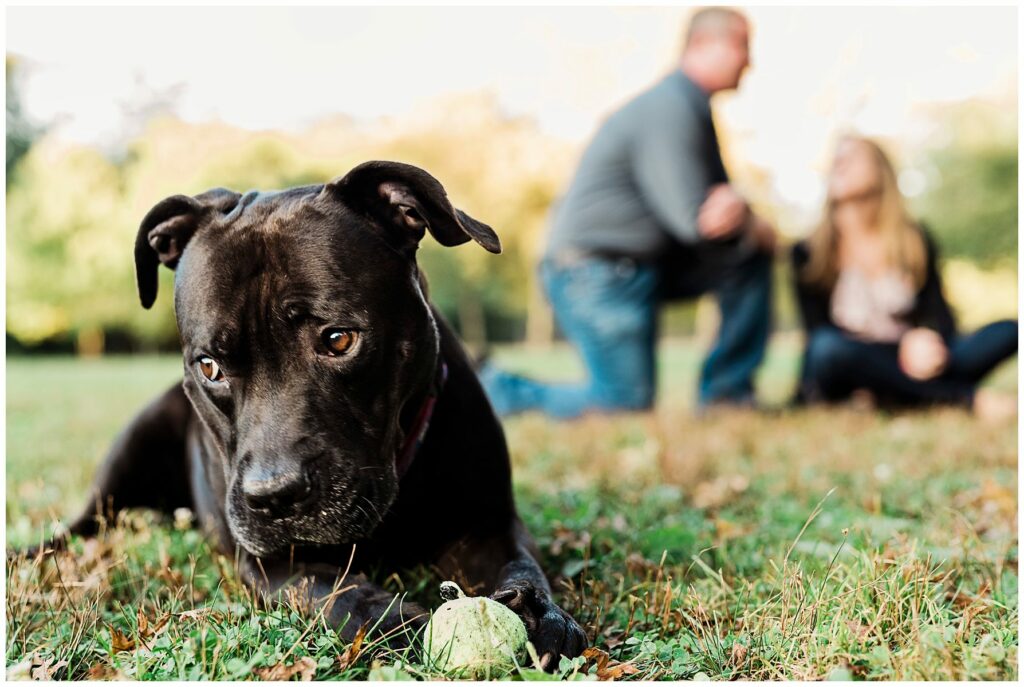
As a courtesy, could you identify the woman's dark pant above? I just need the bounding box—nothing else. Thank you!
[799,320,1018,407]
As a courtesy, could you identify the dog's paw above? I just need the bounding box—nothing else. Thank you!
[490,580,587,671]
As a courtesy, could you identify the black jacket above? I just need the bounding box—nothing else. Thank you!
[790,228,957,341]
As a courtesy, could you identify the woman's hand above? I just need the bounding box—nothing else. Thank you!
[898,328,949,381]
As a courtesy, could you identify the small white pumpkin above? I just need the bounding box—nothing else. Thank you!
[423,581,528,678]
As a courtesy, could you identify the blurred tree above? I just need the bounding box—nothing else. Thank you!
[912,99,1018,267]
[5,98,575,351]
[915,146,1017,266]
[6,56,43,186]
[5,141,171,351]
[7,92,1015,353]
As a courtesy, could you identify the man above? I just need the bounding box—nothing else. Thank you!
[481,7,775,417]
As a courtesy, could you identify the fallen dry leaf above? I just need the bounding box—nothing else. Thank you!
[109,625,136,653]
[29,655,68,681]
[582,647,640,681]
[601,627,626,650]
[957,603,989,640]
[624,553,657,575]
[148,548,185,586]
[599,662,640,681]
[336,623,369,671]
[845,620,871,641]
[138,608,171,644]
[87,663,127,680]
[255,656,317,681]
[692,475,749,510]
[947,582,992,609]
[729,643,748,665]
[583,647,609,668]
[548,526,592,556]
[953,479,1017,535]
[714,518,750,542]
[177,608,224,623]
[87,664,109,680]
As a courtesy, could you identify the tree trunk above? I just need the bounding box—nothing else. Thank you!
[76,327,105,357]
[457,292,487,352]
[524,275,554,347]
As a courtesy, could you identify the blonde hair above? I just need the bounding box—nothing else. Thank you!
[801,135,927,291]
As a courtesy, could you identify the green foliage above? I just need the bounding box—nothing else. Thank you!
[5,100,572,350]
[6,57,41,185]
[915,146,1018,267]
[6,145,167,346]
[913,101,1018,267]
[4,84,1017,350]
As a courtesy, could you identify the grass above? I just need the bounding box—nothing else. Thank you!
[5,340,1018,680]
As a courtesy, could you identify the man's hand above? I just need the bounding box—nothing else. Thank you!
[898,328,949,381]
[748,215,777,254]
[697,183,749,240]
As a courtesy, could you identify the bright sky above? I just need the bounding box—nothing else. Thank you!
[6,5,1018,216]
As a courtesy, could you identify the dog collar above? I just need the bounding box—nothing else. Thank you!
[395,358,448,479]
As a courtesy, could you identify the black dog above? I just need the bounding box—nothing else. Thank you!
[25,161,586,666]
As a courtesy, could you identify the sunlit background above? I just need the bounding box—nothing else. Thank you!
[6,5,1018,353]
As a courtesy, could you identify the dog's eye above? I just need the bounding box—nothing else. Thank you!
[322,329,358,356]
[197,356,225,383]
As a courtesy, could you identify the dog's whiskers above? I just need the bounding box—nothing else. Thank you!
[354,503,371,525]
[360,495,383,521]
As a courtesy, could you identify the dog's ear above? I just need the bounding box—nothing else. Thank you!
[322,161,501,255]
[135,188,242,309]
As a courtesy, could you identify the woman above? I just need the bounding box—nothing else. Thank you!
[791,135,1017,416]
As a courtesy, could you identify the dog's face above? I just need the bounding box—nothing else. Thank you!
[134,162,499,557]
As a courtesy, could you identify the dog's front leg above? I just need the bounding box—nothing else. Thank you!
[239,557,427,647]
[440,518,588,670]
[489,522,589,670]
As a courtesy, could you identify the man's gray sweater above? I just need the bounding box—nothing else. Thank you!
[546,70,729,262]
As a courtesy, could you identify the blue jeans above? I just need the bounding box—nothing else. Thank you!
[798,320,1018,407]
[480,247,773,418]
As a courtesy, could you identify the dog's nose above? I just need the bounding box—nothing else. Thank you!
[241,464,312,517]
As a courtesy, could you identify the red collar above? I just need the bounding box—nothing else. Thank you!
[395,359,448,479]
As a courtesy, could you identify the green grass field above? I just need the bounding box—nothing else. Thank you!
[5,342,1018,680]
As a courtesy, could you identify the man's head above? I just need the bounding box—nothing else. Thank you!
[680,7,751,94]
[133,162,500,557]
